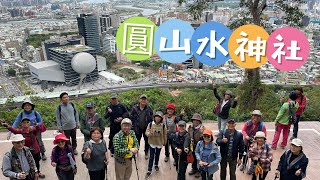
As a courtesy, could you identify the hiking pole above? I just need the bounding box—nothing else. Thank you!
[177,155,180,173]
[133,155,140,180]
[168,140,171,170]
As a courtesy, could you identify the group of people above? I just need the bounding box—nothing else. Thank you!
[1,85,309,180]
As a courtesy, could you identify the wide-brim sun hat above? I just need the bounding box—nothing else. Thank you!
[252,110,262,116]
[21,99,35,110]
[12,134,25,142]
[254,131,266,140]
[121,118,132,125]
[53,133,69,145]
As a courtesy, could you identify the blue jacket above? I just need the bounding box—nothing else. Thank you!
[277,150,309,180]
[195,141,221,175]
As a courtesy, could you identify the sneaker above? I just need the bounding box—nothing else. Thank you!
[189,169,198,175]
[173,161,176,166]
[145,172,152,179]
[280,146,286,149]
[145,152,149,160]
[38,172,45,179]
[239,164,244,171]
[74,149,78,155]
[41,153,47,161]
[155,166,159,171]
[111,153,114,157]
[164,156,169,162]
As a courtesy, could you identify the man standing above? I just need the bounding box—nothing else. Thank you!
[217,119,244,180]
[113,118,139,180]
[130,94,153,159]
[55,92,79,155]
[2,134,39,180]
[212,82,238,132]
[104,93,129,156]
[80,102,105,142]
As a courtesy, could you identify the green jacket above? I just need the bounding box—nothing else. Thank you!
[113,130,139,158]
[80,113,105,142]
[275,101,299,125]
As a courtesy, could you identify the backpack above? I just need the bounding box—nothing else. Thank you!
[246,120,263,138]
[58,102,77,125]
[81,139,107,164]
[54,145,72,165]
[148,122,165,132]
[288,102,296,124]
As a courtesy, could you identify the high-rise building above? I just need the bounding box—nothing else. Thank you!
[42,39,81,61]
[49,45,99,86]
[100,14,111,33]
[110,14,120,28]
[102,34,116,54]
[77,13,101,52]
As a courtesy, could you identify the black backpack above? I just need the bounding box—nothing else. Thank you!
[288,102,296,124]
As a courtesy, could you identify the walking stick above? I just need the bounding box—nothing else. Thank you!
[242,143,250,173]
[176,155,180,173]
[168,139,171,170]
[133,155,140,180]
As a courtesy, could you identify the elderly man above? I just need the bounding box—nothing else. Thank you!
[113,118,139,180]
[130,94,153,159]
[104,93,129,156]
[2,134,38,180]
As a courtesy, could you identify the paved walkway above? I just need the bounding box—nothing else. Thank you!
[0,121,319,180]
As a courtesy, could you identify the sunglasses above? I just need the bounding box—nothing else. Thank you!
[203,135,211,138]
[14,141,25,144]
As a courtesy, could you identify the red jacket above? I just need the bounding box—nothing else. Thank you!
[290,94,307,115]
[8,126,40,155]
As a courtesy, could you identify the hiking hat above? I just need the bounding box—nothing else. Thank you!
[86,102,95,108]
[227,119,236,123]
[254,131,266,140]
[110,93,118,99]
[178,121,186,127]
[21,99,35,110]
[252,110,262,116]
[291,138,303,147]
[224,90,233,97]
[121,118,132,125]
[166,103,176,110]
[203,129,212,136]
[21,118,30,122]
[12,134,25,142]
[140,94,148,99]
[154,111,164,119]
[53,134,69,145]
[191,113,202,122]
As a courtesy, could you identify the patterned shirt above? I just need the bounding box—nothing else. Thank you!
[249,142,273,172]
[227,133,234,157]
[113,130,139,158]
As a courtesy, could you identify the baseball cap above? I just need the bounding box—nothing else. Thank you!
[227,119,235,123]
[121,118,132,125]
[110,93,118,99]
[140,94,148,99]
[203,129,212,136]
[86,102,94,108]
[291,138,303,147]
[178,121,186,126]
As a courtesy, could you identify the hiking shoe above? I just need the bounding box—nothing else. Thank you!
[41,153,47,161]
[38,173,45,178]
[74,149,78,155]
[189,169,198,175]
[145,152,149,160]
[195,172,201,178]
[145,172,152,179]
[239,164,244,171]
[155,165,159,171]
[164,156,169,162]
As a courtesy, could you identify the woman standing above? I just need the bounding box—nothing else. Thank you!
[3,118,45,178]
[248,131,273,180]
[275,138,309,180]
[82,127,109,180]
[51,134,77,180]
[195,129,221,180]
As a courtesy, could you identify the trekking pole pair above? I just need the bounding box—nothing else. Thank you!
[133,155,140,180]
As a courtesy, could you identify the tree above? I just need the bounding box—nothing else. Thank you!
[102,52,117,69]
[7,68,16,77]
[178,0,304,113]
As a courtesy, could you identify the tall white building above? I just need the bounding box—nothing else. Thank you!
[102,34,116,54]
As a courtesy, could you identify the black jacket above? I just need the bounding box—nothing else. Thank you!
[104,103,129,130]
[172,131,191,161]
[216,129,244,160]
[214,88,237,119]
[130,104,153,134]
[277,150,309,180]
